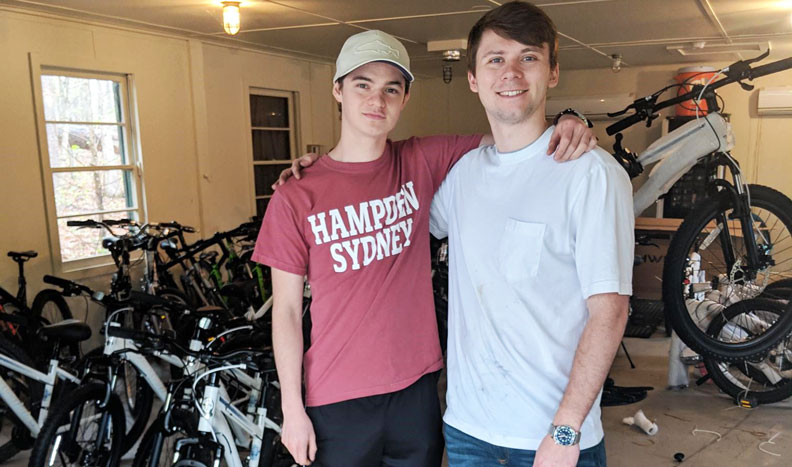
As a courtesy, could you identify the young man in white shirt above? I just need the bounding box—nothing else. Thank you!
[429,2,634,466]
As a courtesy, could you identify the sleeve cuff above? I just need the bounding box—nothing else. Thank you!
[251,253,307,276]
[582,280,632,299]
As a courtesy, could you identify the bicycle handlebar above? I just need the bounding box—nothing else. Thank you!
[606,53,792,135]
[107,325,272,370]
[604,112,646,136]
[42,274,93,295]
[156,221,196,233]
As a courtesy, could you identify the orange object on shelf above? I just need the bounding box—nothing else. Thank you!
[674,66,719,116]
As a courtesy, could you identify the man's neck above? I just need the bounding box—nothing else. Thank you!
[490,111,549,153]
[328,126,389,163]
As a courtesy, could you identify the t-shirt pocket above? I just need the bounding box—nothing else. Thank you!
[498,219,546,282]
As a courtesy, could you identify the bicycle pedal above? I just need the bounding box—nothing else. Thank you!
[736,395,758,408]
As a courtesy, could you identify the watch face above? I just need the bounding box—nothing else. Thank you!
[553,425,577,446]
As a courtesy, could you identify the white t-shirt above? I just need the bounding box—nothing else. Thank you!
[430,126,634,450]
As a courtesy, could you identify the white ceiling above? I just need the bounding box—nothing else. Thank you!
[5,0,792,78]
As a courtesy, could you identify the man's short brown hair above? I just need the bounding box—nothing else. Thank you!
[467,1,559,75]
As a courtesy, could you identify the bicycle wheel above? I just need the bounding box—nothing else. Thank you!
[30,289,73,324]
[663,184,792,360]
[703,298,792,405]
[29,290,79,360]
[132,408,211,467]
[0,336,43,462]
[28,382,125,467]
[78,347,155,456]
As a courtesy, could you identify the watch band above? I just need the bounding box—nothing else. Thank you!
[553,108,594,128]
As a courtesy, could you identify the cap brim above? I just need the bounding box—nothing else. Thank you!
[333,59,414,84]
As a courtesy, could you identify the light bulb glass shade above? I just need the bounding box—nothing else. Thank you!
[223,2,241,36]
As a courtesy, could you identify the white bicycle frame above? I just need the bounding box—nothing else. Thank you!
[629,112,736,218]
[0,349,81,436]
[193,366,281,467]
[105,310,283,467]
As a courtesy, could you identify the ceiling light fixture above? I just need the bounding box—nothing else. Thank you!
[222,1,241,36]
[442,49,462,84]
[611,53,623,73]
[428,39,467,84]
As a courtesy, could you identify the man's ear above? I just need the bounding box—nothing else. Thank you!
[332,81,343,103]
[548,63,560,89]
[468,71,478,93]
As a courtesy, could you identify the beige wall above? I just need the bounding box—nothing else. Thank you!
[0,8,336,294]
[391,75,490,140]
[196,42,335,235]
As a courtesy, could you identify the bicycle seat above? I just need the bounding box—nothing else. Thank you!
[8,250,37,262]
[37,319,92,343]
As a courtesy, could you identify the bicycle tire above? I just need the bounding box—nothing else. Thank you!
[28,382,125,467]
[0,336,43,462]
[663,184,792,361]
[30,289,73,323]
[78,347,156,456]
[704,298,792,405]
[29,289,79,359]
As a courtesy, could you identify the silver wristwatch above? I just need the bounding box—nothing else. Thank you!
[548,423,581,446]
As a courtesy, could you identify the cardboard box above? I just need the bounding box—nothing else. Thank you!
[633,237,670,300]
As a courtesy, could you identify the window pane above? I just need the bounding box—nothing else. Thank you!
[58,211,137,262]
[45,123,125,168]
[53,169,135,216]
[41,75,121,123]
[254,164,291,196]
[256,198,271,218]
[250,95,288,128]
[252,130,290,161]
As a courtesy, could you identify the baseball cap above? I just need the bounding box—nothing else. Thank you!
[333,30,414,84]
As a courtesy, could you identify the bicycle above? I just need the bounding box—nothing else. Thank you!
[604,51,792,360]
[0,321,122,466]
[123,327,294,467]
[0,251,75,360]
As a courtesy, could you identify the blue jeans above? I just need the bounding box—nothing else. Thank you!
[444,423,607,466]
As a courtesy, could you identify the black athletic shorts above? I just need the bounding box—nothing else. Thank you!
[305,371,444,467]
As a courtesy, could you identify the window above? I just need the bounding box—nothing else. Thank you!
[37,71,143,267]
[249,89,298,218]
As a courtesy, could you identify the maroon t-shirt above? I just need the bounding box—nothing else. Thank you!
[252,135,482,406]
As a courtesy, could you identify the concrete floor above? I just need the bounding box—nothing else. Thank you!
[4,333,791,466]
[602,335,792,467]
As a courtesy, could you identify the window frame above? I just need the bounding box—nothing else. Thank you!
[246,88,300,217]
[31,64,145,273]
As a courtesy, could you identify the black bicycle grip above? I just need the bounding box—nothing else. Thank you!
[104,218,133,226]
[750,56,792,80]
[66,220,95,227]
[159,221,195,233]
[42,274,88,293]
[606,112,646,136]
